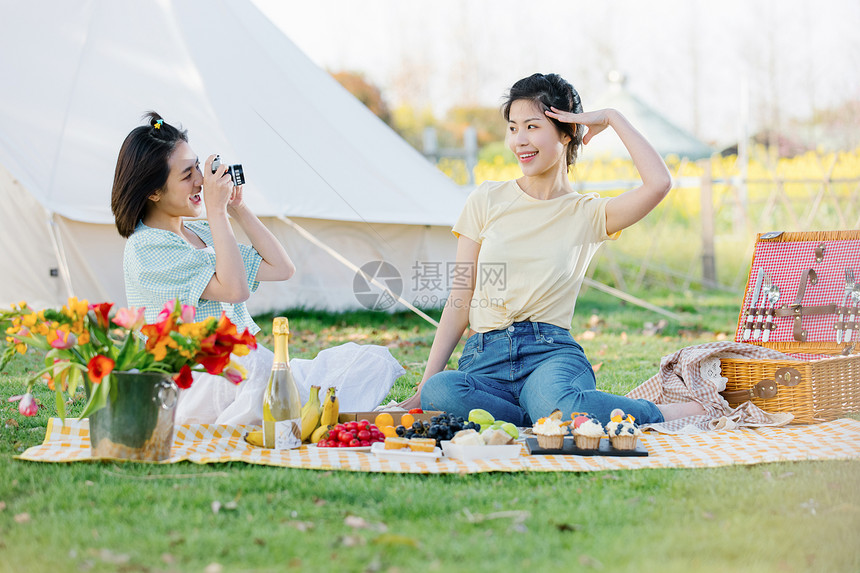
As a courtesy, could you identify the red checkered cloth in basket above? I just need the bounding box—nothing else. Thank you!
[627,341,796,434]
[735,239,860,343]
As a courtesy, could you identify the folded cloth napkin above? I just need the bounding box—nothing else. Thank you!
[627,341,796,434]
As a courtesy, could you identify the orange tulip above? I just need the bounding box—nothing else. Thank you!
[87,355,115,384]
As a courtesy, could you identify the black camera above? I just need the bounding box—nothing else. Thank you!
[211,155,245,186]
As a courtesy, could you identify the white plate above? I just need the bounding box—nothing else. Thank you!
[308,443,372,452]
[370,442,442,462]
[440,440,524,460]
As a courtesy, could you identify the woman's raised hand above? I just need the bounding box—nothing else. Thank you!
[227,184,245,211]
[203,154,235,214]
[545,107,615,145]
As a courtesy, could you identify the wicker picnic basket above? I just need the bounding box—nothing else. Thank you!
[720,230,860,424]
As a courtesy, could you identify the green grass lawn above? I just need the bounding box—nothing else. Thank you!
[1,289,858,573]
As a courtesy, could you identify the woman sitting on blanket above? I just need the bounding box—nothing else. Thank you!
[111,112,295,425]
[400,73,704,425]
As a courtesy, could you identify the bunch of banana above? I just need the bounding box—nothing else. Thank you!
[245,386,340,447]
[310,386,340,443]
[300,385,322,441]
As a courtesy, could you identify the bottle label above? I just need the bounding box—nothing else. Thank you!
[274,418,302,450]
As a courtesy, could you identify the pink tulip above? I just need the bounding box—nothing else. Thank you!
[49,329,76,350]
[19,393,37,416]
[180,304,196,324]
[114,307,146,330]
[156,303,172,323]
[223,362,247,385]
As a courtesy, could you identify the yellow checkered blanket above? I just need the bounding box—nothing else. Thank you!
[16,418,860,473]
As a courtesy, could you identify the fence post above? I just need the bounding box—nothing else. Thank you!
[700,159,717,287]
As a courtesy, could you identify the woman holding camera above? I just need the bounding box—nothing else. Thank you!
[400,73,704,426]
[111,112,295,424]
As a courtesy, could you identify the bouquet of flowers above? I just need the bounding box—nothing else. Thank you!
[2,297,256,421]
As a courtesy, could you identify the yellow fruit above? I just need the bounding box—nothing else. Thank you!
[319,387,340,427]
[300,385,322,442]
[374,412,394,428]
[311,424,334,444]
[468,408,494,427]
[400,413,415,428]
[244,430,265,448]
[381,425,398,438]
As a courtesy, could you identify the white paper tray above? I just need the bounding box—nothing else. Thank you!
[370,442,441,462]
[440,440,523,460]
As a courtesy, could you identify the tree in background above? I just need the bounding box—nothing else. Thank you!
[330,70,514,161]
[444,106,505,148]
[389,104,439,150]
[331,71,393,127]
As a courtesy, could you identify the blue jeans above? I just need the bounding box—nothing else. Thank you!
[420,321,664,426]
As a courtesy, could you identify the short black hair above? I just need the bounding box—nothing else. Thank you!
[502,73,584,168]
[111,111,188,238]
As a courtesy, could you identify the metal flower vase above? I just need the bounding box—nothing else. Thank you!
[88,371,179,461]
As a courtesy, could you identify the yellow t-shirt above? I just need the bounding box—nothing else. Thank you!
[452,179,618,333]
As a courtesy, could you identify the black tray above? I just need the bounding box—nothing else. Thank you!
[525,437,648,457]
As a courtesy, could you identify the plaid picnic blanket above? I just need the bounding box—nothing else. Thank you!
[15,417,860,474]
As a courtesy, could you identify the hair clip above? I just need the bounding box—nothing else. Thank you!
[153,119,163,130]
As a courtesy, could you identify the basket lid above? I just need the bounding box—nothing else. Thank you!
[734,230,860,356]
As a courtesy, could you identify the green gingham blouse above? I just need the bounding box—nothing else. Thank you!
[123,220,262,334]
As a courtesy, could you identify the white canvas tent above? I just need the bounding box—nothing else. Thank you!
[0,0,466,315]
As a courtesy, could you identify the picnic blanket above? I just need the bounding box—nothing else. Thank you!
[15,417,860,474]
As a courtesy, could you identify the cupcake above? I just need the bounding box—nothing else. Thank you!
[571,413,605,450]
[533,409,567,449]
[605,409,642,450]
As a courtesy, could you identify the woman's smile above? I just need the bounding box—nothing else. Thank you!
[517,151,538,163]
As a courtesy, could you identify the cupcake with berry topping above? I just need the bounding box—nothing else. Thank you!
[605,409,642,450]
[532,409,567,449]
[571,412,605,450]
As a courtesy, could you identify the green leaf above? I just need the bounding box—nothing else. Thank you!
[0,343,17,370]
[55,387,66,422]
[92,325,111,347]
[67,365,82,398]
[77,374,111,420]
[114,332,138,371]
[20,336,51,351]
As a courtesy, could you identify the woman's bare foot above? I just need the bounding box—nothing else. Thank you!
[656,401,706,421]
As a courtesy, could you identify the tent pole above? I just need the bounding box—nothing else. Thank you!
[581,277,684,322]
[46,212,75,300]
[276,216,440,328]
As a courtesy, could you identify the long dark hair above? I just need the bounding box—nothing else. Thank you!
[502,73,584,168]
[111,111,188,238]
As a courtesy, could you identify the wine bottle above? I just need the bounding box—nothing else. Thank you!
[262,317,303,449]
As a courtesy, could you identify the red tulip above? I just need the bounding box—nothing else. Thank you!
[87,355,115,384]
[173,364,194,389]
[88,302,113,329]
